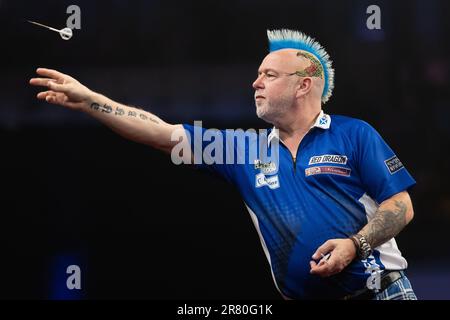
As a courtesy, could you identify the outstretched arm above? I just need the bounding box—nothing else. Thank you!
[310,190,414,277]
[29,68,183,154]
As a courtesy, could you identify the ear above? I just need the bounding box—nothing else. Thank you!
[296,78,313,98]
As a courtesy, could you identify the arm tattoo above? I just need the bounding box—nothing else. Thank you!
[99,104,112,113]
[90,102,159,124]
[148,117,159,124]
[115,107,125,116]
[91,102,112,113]
[90,102,100,111]
[362,200,407,248]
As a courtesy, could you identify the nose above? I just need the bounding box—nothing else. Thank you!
[252,74,264,90]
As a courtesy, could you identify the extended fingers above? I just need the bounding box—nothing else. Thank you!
[44,92,67,105]
[29,77,56,87]
[36,90,55,100]
[30,77,67,92]
[37,91,67,105]
[36,68,67,80]
[45,95,58,104]
[31,68,70,91]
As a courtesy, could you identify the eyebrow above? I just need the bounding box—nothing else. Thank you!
[257,68,279,75]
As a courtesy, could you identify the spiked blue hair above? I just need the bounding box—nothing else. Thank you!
[267,29,334,104]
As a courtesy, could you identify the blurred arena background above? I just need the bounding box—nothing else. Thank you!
[0,0,449,299]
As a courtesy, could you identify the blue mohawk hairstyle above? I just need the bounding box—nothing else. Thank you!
[267,29,335,104]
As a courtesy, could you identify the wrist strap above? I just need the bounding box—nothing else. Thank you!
[350,233,372,259]
[350,234,360,250]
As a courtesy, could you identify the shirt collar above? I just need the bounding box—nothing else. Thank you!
[268,110,331,146]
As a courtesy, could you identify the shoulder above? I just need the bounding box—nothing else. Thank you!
[329,114,378,137]
[330,114,371,128]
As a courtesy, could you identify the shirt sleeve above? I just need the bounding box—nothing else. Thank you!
[182,124,236,184]
[356,121,416,203]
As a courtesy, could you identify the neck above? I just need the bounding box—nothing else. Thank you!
[272,100,322,141]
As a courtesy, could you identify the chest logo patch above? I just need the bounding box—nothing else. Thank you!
[309,154,348,165]
[254,159,277,175]
[255,173,280,189]
[305,166,351,177]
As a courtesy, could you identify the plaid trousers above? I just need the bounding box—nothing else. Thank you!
[373,271,417,300]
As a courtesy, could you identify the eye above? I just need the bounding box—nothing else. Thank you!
[267,73,276,78]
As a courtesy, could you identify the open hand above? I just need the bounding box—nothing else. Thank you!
[29,68,93,111]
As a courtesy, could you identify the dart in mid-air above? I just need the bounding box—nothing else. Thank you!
[27,20,73,40]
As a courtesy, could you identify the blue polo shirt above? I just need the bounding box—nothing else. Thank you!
[182,111,416,299]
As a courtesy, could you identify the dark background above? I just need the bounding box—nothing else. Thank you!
[0,0,449,299]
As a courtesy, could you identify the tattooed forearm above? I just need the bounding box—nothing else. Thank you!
[90,102,160,124]
[360,200,407,248]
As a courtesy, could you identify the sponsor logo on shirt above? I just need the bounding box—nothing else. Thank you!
[308,154,348,165]
[255,173,280,189]
[384,155,404,174]
[305,166,351,177]
[254,160,277,175]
